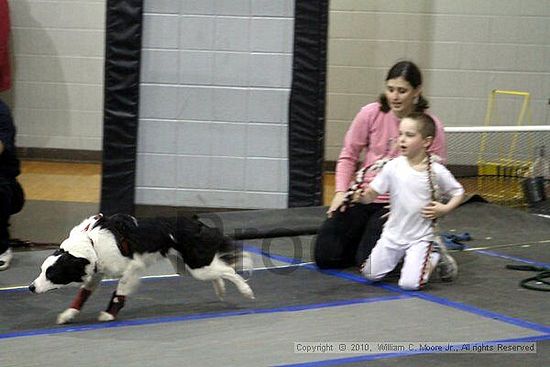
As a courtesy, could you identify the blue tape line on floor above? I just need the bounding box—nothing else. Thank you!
[3,243,547,344]
[244,244,550,335]
[473,248,550,268]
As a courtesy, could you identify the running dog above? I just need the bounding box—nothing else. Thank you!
[29,213,254,324]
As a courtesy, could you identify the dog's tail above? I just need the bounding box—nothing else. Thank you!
[219,238,254,278]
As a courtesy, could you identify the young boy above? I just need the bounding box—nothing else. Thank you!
[0,98,25,270]
[358,112,464,290]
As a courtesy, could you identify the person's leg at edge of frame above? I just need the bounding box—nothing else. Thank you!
[0,244,11,271]
[0,215,12,271]
[0,182,19,271]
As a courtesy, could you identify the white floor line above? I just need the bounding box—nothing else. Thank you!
[0,261,314,292]
[462,239,550,252]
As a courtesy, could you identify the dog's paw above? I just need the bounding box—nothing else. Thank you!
[241,286,255,300]
[212,279,226,301]
[57,308,80,324]
[97,311,116,322]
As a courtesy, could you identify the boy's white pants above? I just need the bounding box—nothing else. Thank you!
[362,237,440,290]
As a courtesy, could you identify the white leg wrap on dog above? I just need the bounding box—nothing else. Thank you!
[57,308,80,325]
[188,255,255,300]
[222,272,255,299]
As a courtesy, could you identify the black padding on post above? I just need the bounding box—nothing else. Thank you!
[100,0,143,215]
[288,0,328,208]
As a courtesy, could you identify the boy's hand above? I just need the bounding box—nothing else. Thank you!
[421,201,449,220]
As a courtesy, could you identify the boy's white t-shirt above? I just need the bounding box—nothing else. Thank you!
[369,156,464,245]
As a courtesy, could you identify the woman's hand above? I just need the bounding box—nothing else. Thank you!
[327,191,346,217]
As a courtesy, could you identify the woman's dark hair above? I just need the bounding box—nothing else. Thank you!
[378,60,429,113]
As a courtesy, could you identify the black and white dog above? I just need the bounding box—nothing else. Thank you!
[29,213,254,324]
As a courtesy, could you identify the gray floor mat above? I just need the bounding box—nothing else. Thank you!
[0,297,544,367]
[2,201,549,367]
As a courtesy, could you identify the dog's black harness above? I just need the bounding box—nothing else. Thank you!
[117,238,132,257]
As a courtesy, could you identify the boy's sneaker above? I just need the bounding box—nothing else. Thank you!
[436,253,458,282]
[0,248,13,271]
[433,240,458,282]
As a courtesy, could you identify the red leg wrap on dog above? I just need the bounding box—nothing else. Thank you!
[70,288,93,310]
[105,292,126,317]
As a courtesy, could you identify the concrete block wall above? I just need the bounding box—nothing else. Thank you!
[5,0,547,208]
[326,0,550,162]
[1,0,106,151]
[136,0,294,209]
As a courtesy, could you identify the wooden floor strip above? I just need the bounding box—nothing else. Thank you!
[17,161,501,208]
[18,160,101,203]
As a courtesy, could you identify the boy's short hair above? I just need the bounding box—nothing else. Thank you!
[405,112,436,139]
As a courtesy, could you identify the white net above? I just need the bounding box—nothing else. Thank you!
[445,126,550,209]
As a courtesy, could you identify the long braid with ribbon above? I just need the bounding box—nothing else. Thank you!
[426,152,440,203]
[426,152,441,234]
[422,152,451,285]
[338,138,396,211]
[426,153,449,255]
[338,157,393,211]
